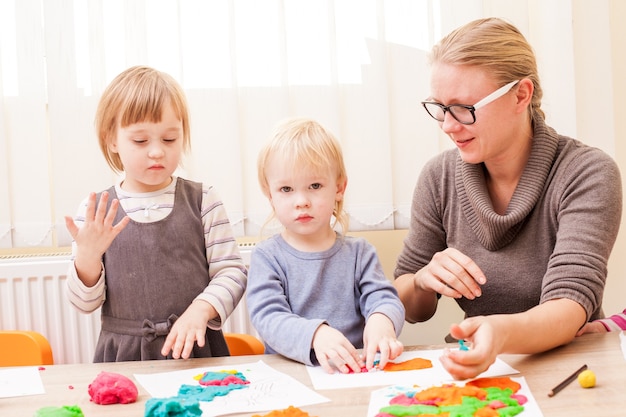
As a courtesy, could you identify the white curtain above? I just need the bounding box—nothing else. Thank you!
[0,0,622,249]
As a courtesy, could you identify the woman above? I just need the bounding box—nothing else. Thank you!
[394,18,622,379]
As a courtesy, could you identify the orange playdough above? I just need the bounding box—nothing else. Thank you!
[466,377,521,392]
[383,357,433,372]
[252,406,315,417]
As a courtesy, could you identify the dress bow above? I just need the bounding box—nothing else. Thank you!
[142,314,178,342]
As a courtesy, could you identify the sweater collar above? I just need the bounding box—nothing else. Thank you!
[455,118,559,250]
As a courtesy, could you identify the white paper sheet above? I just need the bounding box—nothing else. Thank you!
[134,360,329,416]
[366,376,543,417]
[0,366,46,398]
[306,349,519,390]
[620,331,626,360]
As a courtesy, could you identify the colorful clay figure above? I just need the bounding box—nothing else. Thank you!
[375,377,526,417]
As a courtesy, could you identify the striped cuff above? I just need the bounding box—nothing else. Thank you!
[596,313,626,332]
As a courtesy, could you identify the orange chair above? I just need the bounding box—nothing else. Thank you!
[224,333,264,356]
[0,330,54,366]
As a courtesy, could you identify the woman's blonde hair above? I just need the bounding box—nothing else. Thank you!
[257,118,349,233]
[430,17,544,122]
[95,65,191,173]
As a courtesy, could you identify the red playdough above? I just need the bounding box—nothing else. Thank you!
[88,371,139,405]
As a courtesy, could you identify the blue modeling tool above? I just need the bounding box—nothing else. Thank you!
[458,339,469,351]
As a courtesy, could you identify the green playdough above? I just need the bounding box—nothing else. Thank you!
[33,405,84,417]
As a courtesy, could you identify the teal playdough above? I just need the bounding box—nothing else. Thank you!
[145,397,202,417]
[144,383,248,416]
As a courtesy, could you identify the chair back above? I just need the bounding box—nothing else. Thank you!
[224,333,264,356]
[0,331,54,366]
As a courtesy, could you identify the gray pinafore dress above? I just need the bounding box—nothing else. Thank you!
[93,178,229,362]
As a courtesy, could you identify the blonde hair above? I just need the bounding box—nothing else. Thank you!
[95,66,191,173]
[257,118,349,233]
[430,17,544,122]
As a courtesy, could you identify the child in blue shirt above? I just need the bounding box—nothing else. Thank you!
[247,118,405,374]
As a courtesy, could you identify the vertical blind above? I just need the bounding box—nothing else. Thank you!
[0,0,621,249]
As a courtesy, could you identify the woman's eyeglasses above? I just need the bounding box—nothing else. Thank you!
[422,80,520,125]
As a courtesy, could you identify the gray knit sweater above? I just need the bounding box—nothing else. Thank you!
[248,234,405,366]
[395,118,622,321]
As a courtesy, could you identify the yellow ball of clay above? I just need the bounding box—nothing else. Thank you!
[577,369,596,388]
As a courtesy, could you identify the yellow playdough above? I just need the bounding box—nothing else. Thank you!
[577,369,596,388]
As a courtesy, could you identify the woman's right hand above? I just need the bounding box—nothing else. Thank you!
[415,248,486,300]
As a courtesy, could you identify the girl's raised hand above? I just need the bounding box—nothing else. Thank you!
[65,191,129,285]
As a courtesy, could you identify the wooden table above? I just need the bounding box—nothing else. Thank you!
[3,332,625,416]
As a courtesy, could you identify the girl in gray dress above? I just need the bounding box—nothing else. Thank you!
[65,66,247,362]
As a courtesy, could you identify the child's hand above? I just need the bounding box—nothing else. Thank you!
[65,192,129,286]
[576,321,607,336]
[312,324,364,374]
[162,300,216,359]
[363,313,404,370]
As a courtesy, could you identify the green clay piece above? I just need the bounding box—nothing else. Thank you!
[33,405,85,417]
[378,404,441,416]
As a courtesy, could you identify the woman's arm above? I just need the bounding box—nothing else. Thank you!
[441,298,586,379]
[394,273,438,323]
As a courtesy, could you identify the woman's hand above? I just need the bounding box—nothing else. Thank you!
[312,324,364,374]
[415,248,486,300]
[439,317,500,380]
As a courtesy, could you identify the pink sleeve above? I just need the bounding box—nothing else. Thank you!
[595,309,626,331]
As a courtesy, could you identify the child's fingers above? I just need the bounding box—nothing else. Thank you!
[364,343,379,370]
[83,192,98,221]
[93,192,109,222]
[161,332,175,357]
[390,339,404,359]
[64,216,78,239]
[343,355,362,374]
[317,355,335,374]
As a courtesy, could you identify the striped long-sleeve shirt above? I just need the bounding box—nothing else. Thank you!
[595,309,626,332]
[66,177,247,329]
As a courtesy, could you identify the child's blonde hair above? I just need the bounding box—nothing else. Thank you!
[257,118,349,233]
[95,65,191,173]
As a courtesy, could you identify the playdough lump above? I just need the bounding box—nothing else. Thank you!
[33,405,84,417]
[375,379,525,417]
[577,369,596,388]
[252,406,316,416]
[144,396,202,417]
[88,371,139,404]
[382,357,433,372]
[197,370,250,386]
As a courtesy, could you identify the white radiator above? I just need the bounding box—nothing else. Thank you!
[0,247,257,364]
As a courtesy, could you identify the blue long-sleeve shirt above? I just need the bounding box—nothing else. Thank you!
[246,233,405,366]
